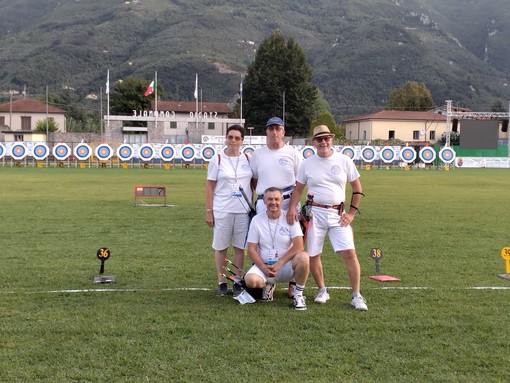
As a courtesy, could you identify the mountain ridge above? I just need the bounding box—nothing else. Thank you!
[0,0,508,120]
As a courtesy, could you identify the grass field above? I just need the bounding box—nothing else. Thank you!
[1,166,509,382]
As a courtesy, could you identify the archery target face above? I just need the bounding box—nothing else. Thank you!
[419,147,436,163]
[242,145,255,156]
[74,143,92,161]
[95,144,113,161]
[201,146,216,162]
[11,143,28,160]
[301,146,316,159]
[138,144,155,161]
[33,143,50,160]
[439,147,456,164]
[360,146,376,163]
[159,145,176,162]
[117,144,134,161]
[341,146,356,159]
[380,146,396,163]
[53,143,71,160]
[180,145,196,161]
[399,147,417,163]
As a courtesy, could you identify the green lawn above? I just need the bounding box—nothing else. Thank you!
[1,167,509,382]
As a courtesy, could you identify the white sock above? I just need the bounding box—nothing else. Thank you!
[352,291,361,298]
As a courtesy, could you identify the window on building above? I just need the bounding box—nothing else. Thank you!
[123,133,147,145]
[21,116,31,131]
[363,130,367,140]
[14,134,24,141]
[429,131,435,140]
[208,122,215,130]
[170,121,177,129]
[0,116,5,126]
[413,130,420,140]
[389,130,395,140]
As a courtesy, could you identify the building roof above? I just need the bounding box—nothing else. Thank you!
[0,98,66,114]
[343,110,447,123]
[154,100,232,114]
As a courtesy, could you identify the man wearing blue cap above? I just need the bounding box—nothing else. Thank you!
[250,117,302,214]
[250,116,302,298]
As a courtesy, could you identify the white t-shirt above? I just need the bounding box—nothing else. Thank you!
[247,211,303,264]
[296,150,360,206]
[250,145,302,195]
[207,152,253,214]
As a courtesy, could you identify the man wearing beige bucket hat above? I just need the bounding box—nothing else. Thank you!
[286,125,368,310]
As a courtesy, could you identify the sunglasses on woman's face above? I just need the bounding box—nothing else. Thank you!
[227,135,242,141]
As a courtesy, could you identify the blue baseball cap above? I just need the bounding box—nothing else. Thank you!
[265,117,284,127]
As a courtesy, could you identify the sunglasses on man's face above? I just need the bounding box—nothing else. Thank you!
[266,125,283,132]
[315,136,332,142]
[227,135,242,141]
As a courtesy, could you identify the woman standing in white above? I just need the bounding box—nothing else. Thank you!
[205,125,253,297]
[286,125,368,310]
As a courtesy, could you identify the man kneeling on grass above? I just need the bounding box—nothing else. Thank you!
[245,187,310,310]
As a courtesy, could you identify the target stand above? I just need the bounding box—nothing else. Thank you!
[134,186,167,207]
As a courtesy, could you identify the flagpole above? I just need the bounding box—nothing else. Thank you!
[240,75,243,126]
[106,69,110,132]
[100,86,103,138]
[195,73,198,144]
[155,71,158,132]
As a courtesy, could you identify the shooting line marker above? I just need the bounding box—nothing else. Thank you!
[498,247,510,280]
[93,247,116,284]
[368,248,401,282]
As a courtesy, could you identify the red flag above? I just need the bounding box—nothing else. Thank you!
[144,80,154,97]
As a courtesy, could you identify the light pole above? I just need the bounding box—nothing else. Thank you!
[247,126,254,144]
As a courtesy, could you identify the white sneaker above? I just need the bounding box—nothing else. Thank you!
[351,295,368,311]
[314,289,330,304]
[293,295,307,310]
[262,283,275,301]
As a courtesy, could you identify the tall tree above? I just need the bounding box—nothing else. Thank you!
[110,77,163,116]
[385,81,435,111]
[244,30,318,136]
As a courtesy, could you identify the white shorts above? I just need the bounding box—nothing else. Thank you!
[245,261,295,283]
[212,211,250,250]
[306,206,355,256]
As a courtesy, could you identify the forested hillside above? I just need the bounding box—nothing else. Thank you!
[0,0,508,120]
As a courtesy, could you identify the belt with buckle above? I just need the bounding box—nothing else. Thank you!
[257,185,294,200]
[310,201,344,210]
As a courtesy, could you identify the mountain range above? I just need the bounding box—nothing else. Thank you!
[0,0,508,121]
